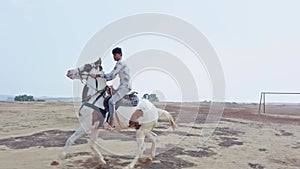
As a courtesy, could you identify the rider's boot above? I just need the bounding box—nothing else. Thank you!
[109,118,115,129]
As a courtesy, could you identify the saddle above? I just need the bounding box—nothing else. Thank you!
[103,91,139,111]
[120,91,139,106]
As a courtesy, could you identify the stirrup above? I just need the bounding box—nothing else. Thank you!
[103,122,115,131]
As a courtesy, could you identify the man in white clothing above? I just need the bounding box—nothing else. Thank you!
[90,47,131,128]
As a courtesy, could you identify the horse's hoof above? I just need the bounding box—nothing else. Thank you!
[146,156,153,162]
[98,163,107,168]
[138,156,153,163]
[123,166,132,169]
[50,161,59,166]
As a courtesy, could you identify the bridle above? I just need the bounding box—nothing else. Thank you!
[77,63,107,102]
[77,63,101,80]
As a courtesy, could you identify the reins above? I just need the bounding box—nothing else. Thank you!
[78,70,101,93]
[115,110,127,130]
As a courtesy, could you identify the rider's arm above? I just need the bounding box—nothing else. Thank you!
[103,61,124,81]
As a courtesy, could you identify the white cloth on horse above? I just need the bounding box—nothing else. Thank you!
[135,99,158,124]
[103,59,132,90]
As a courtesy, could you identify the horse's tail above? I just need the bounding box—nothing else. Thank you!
[157,108,177,130]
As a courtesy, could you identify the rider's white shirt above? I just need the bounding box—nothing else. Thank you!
[103,59,132,90]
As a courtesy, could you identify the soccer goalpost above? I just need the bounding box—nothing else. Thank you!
[258,92,300,114]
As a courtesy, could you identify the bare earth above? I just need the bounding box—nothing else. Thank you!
[0,101,300,169]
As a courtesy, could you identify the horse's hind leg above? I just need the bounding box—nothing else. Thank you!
[90,127,106,165]
[147,131,157,159]
[51,126,86,165]
[126,130,146,169]
[136,131,156,165]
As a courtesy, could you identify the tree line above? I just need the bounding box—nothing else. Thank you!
[14,94,44,102]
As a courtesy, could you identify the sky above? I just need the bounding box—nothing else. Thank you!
[1,0,300,102]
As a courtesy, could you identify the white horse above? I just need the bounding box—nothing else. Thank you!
[51,59,176,169]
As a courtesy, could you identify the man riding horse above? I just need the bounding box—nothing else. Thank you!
[90,47,131,128]
[53,50,177,168]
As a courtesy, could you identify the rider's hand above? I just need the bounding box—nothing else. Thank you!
[90,74,104,78]
[90,74,97,78]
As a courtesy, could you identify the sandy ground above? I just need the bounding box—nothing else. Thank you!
[0,101,300,169]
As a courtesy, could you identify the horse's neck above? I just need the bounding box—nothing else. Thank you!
[86,69,106,91]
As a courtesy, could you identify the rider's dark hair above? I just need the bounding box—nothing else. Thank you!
[112,47,122,55]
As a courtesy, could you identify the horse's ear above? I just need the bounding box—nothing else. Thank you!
[94,58,101,65]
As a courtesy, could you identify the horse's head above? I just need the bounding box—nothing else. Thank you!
[66,58,103,80]
[66,58,108,102]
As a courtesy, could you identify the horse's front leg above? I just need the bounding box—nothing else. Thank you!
[126,130,146,169]
[51,126,86,166]
[136,131,156,164]
[90,127,106,165]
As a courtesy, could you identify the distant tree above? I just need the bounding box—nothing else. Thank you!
[14,94,35,101]
[201,100,211,104]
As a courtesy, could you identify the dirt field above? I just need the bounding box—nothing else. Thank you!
[0,101,300,169]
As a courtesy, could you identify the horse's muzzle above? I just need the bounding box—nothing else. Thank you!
[66,70,73,79]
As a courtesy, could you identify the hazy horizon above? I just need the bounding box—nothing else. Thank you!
[1,94,300,104]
